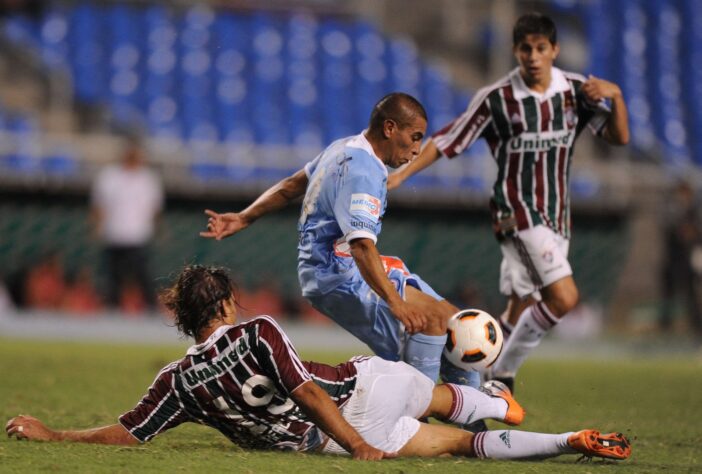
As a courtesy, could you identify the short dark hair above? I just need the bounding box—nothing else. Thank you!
[161,265,238,339]
[368,92,427,132]
[513,12,557,46]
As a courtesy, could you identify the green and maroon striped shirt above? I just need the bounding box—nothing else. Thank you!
[432,67,610,238]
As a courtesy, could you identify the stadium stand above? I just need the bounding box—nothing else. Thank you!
[0,2,493,190]
[556,0,701,169]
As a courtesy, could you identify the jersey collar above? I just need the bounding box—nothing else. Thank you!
[187,324,234,355]
[347,131,388,176]
[510,66,569,101]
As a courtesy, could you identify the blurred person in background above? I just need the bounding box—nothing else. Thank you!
[659,179,702,341]
[90,137,164,312]
[201,93,485,405]
[388,13,629,391]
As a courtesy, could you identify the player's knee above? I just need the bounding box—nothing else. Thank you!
[546,287,579,317]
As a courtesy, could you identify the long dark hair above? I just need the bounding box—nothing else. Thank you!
[160,265,238,339]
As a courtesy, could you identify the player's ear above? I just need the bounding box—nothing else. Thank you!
[383,119,396,139]
[222,296,238,322]
[552,42,560,60]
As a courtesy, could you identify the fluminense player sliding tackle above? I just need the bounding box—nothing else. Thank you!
[388,12,629,391]
[7,265,631,463]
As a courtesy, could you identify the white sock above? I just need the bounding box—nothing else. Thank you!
[492,302,558,376]
[444,384,507,425]
[472,430,576,459]
[499,314,514,340]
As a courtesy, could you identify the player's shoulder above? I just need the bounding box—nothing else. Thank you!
[559,68,588,85]
[150,360,183,386]
[246,315,286,335]
[344,135,385,174]
[472,73,513,105]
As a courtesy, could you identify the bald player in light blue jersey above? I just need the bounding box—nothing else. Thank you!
[201,93,480,396]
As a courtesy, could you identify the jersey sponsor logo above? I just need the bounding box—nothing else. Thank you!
[508,130,573,152]
[350,219,376,232]
[183,337,250,387]
[349,193,381,221]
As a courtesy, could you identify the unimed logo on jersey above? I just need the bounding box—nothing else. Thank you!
[509,130,573,152]
[350,193,381,221]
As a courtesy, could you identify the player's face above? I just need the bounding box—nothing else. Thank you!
[386,116,427,169]
[221,296,238,325]
[514,34,559,88]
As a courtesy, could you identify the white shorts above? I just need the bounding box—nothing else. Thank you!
[499,225,572,300]
[321,356,434,455]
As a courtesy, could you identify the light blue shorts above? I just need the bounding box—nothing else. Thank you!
[306,257,443,361]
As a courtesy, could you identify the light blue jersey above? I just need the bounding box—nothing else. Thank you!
[297,133,387,297]
[296,132,442,360]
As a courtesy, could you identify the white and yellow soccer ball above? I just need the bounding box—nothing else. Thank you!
[443,309,503,371]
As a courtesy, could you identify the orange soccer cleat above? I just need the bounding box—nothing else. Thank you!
[568,430,632,461]
[480,380,525,426]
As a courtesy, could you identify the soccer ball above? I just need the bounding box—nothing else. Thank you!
[443,309,503,371]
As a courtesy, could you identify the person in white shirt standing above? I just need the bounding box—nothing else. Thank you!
[91,138,164,311]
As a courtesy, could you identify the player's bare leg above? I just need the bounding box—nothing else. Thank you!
[398,422,631,460]
[491,276,579,390]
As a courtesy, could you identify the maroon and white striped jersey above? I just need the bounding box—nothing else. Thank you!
[432,67,611,238]
[119,316,359,451]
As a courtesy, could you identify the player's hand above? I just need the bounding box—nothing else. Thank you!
[387,172,404,191]
[6,415,56,441]
[350,441,397,461]
[581,75,622,102]
[390,300,427,334]
[199,209,249,240]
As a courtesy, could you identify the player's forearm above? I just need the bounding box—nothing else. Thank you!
[604,91,629,145]
[54,424,139,445]
[349,238,403,306]
[241,169,308,223]
[395,140,442,183]
[292,381,367,453]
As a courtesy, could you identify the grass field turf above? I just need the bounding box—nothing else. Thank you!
[0,338,700,473]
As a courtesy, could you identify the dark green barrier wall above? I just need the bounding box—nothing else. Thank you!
[0,196,629,314]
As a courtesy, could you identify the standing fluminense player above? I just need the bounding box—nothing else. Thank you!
[388,12,629,391]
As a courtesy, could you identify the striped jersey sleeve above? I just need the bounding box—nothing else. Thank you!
[431,82,502,158]
[252,316,313,396]
[118,362,191,442]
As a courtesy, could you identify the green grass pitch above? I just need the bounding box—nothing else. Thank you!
[1,338,700,473]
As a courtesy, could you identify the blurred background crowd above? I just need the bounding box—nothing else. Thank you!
[0,0,700,343]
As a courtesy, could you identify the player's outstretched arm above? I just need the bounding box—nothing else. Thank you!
[200,168,309,240]
[291,381,395,460]
[387,140,442,190]
[349,238,426,333]
[582,75,630,145]
[6,415,139,445]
